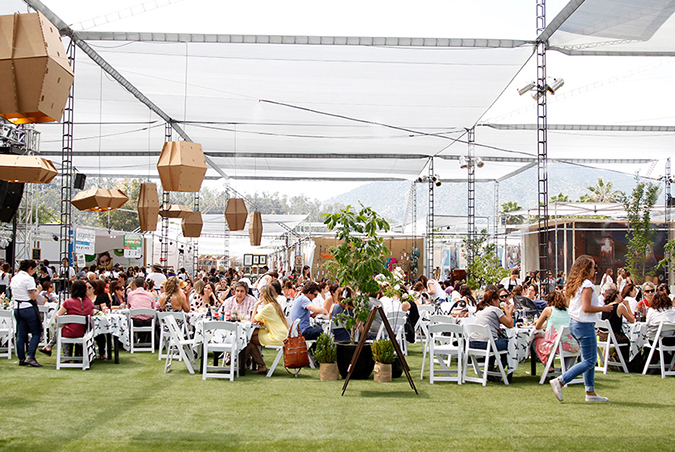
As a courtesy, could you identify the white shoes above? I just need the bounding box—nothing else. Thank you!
[585,394,609,402]
[550,377,563,402]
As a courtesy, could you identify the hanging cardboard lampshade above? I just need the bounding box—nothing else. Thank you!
[71,188,128,212]
[224,198,247,231]
[0,12,74,124]
[249,211,263,246]
[137,182,159,231]
[0,155,57,183]
[156,141,207,192]
[159,204,192,219]
[181,211,203,238]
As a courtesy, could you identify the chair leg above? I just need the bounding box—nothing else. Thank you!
[420,339,428,380]
[643,343,657,375]
[266,348,284,378]
[659,345,666,379]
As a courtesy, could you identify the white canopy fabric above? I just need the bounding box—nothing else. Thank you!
[1,0,674,186]
[507,202,670,219]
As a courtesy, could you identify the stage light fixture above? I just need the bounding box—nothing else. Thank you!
[547,78,565,94]
[517,82,535,96]
[476,157,485,168]
[459,156,468,169]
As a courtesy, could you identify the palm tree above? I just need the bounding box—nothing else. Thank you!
[579,178,623,203]
[550,192,569,203]
[500,201,525,225]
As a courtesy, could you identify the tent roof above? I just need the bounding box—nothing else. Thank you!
[2,0,674,187]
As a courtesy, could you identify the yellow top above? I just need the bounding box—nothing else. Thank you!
[255,303,288,346]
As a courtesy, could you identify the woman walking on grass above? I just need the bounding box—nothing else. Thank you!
[550,255,618,403]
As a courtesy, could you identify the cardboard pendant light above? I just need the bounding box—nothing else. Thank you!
[181,211,203,237]
[159,204,192,219]
[0,12,74,124]
[156,141,207,192]
[137,182,159,231]
[71,188,129,212]
[0,155,57,183]
[249,211,263,246]
[224,198,247,231]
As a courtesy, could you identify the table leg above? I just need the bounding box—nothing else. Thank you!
[200,343,205,373]
[114,337,120,364]
[107,334,113,360]
[530,342,537,376]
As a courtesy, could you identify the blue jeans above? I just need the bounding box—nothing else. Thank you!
[469,338,509,370]
[560,319,597,392]
[15,306,42,360]
[302,326,323,340]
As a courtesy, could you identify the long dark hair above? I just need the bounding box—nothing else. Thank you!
[70,280,87,299]
[477,290,498,311]
[19,259,37,272]
[459,284,476,305]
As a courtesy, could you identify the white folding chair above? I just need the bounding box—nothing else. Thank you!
[38,305,50,346]
[157,311,187,360]
[462,324,509,386]
[202,320,241,381]
[595,319,629,374]
[55,315,91,370]
[163,316,197,374]
[0,310,14,359]
[376,312,408,355]
[642,322,675,378]
[439,301,453,314]
[265,345,284,377]
[428,323,464,384]
[538,326,583,385]
[415,305,434,343]
[420,315,456,379]
[128,308,156,353]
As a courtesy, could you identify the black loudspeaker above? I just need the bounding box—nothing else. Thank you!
[0,180,24,223]
[73,173,86,190]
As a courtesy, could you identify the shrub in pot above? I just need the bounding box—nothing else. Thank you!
[371,338,396,382]
[314,333,338,381]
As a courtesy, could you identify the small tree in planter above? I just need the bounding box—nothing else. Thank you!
[371,338,396,382]
[323,203,392,343]
[314,333,338,381]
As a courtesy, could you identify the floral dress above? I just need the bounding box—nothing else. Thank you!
[534,307,580,364]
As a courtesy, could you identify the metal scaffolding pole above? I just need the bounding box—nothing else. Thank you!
[426,157,434,277]
[536,0,550,296]
[59,40,75,300]
[467,127,476,276]
[494,180,500,246]
[665,158,672,284]
[192,191,199,276]
[160,123,171,268]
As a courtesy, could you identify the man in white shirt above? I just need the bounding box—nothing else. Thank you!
[146,265,167,288]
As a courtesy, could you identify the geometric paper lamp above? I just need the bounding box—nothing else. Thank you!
[224,198,247,231]
[137,182,159,231]
[249,211,263,246]
[71,188,129,212]
[156,141,207,192]
[0,12,74,124]
[181,211,203,237]
[159,204,192,219]
[0,154,57,183]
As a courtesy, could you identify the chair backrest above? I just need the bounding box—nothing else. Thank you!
[430,315,455,324]
[439,302,453,314]
[458,317,476,325]
[57,315,87,326]
[163,315,183,340]
[289,319,302,337]
[656,322,675,339]
[428,323,463,337]
[513,295,538,312]
[38,305,49,313]
[129,308,156,317]
[202,320,238,343]
[418,305,434,319]
[0,310,12,320]
[462,323,492,345]
[157,311,186,321]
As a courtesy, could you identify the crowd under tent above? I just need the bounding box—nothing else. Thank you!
[0,0,674,277]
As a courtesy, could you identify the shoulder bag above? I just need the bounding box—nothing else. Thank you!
[283,320,310,370]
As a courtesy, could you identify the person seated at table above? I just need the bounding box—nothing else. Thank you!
[145,279,160,299]
[533,291,579,366]
[449,284,476,318]
[220,281,257,320]
[245,286,290,374]
[159,276,190,313]
[512,285,539,314]
[290,281,328,340]
[282,279,296,301]
[321,283,338,313]
[644,291,675,368]
[92,279,109,311]
[621,283,638,316]
[107,281,125,308]
[51,280,95,358]
[39,281,58,304]
[193,282,218,310]
[412,281,429,305]
[127,277,157,342]
[270,280,288,313]
[657,283,674,301]
[524,283,547,311]
[468,289,514,373]
[190,280,205,309]
[636,282,656,316]
[330,286,354,342]
[597,288,636,370]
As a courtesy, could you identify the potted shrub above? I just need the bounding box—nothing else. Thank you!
[323,204,392,379]
[371,338,396,382]
[314,333,339,381]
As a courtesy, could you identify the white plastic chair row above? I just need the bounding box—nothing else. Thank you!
[376,311,408,355]
[201,320,241,381]
[158,311,188,360]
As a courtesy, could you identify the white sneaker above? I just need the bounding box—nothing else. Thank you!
[585,394,609,402]
[550,377,563,402]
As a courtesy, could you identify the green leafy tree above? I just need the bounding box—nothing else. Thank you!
[463,229,509,290]
[621,177,660,284]
[95,178,142,231]
[323,204,391,343]
[579,177,623,203]
[500,201,525,225]
[550,192,569,203]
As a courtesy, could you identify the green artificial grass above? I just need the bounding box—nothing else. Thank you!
[1,344,674,452]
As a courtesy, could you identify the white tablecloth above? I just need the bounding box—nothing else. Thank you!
[192,320,254,350]
[92,313,131,351]
[505,326,536,372]
[625,322,649,361]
